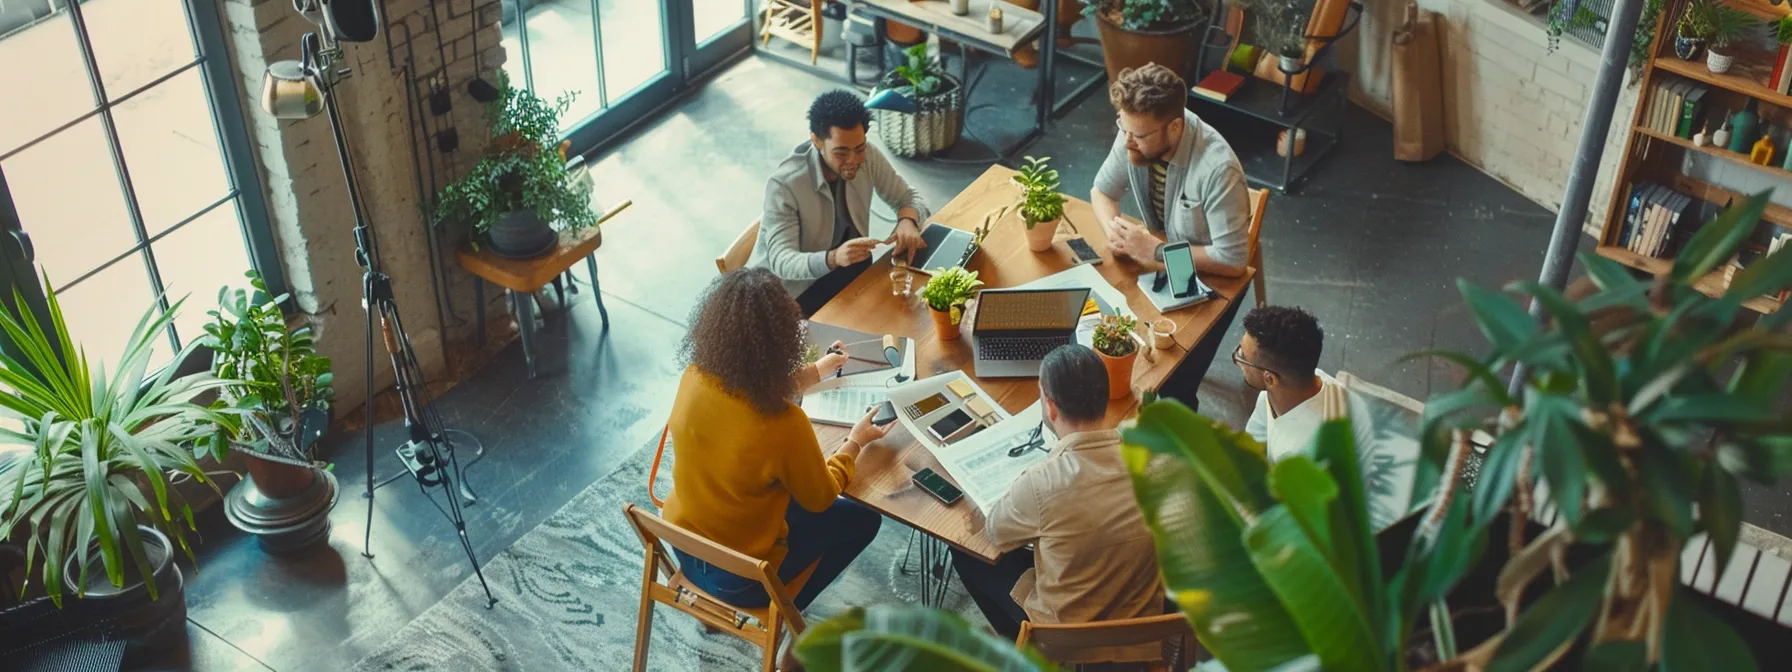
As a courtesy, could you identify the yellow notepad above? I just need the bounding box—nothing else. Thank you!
[946,379,975,398]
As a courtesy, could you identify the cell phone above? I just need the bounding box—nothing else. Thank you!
[870,400,898,427]
[1161,241,1199,298]
[906,393,949,419]
[1066,237,1102,265]
[912,468,964,505]
[926,408,976,442]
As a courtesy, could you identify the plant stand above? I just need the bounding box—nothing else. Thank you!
[459,226,609,380]
[223,463,340,553]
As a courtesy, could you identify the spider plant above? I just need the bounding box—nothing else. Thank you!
[0,276,234,607]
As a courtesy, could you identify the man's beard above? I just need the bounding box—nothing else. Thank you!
[1126,146,1166,166]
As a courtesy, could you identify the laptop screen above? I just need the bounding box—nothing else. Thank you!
[976,289,1090,332]
[913,223,972,270]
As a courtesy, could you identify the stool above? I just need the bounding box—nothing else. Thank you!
[458,227,609,379]
[845,13,885,85]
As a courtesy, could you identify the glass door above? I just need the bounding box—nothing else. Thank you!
[501,0,752,155]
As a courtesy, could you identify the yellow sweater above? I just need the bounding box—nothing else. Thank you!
[661,366,855,570]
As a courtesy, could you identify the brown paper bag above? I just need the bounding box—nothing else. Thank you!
[1392,3,1446,162]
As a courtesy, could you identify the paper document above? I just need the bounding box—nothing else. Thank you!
[929,402,1056,511]
[886,372,1013,448]
[803,385,891,427]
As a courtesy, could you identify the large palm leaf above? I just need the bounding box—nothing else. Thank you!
[0,276,231,607]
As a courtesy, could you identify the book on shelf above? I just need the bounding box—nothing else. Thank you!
[1678,85,1706,138]
[1648,77,1707,137]
[1776,44,1792,94]
[1192,71,1245,102]
[1619,181,1697,259]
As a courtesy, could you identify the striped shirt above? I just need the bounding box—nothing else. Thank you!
[1150,160,1169,222]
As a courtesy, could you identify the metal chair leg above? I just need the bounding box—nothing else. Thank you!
[587,255,609,332]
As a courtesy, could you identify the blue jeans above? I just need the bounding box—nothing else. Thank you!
[674,497,881,610]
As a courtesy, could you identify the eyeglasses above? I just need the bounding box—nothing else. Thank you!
[1232,344,1281,378]
[1007,421,1047,458]
[1115,117,1171,143]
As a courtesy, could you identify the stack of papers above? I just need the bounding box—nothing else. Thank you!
[886,372,1056,511]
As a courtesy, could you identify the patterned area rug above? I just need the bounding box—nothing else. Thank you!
[348,439,973,671]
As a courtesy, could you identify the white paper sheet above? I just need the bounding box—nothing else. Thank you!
[929,402,1057,511]
[802,386,891,427]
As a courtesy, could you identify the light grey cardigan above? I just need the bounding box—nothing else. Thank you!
[749,141,930,298]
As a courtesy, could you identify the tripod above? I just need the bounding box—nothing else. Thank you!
[292,30,496,608]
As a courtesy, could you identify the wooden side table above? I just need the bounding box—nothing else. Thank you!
[457,227,608,379]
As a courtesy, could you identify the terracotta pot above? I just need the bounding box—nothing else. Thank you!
[930,306,961,341]
[244,454,317,499]
[1025,217,1059,252]
[1093,12,1203,85]
[885,19,925,46]
[1098,349,1136,400]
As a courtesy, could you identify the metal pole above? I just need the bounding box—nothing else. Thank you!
[1510,0,1646,397]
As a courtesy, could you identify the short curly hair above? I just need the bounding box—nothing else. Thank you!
[1108,63,1186,121]
[808,90,872,139]
[680,269,806,416]
[1242,306,1323,383]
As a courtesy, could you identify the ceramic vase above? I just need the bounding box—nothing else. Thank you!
[1025,218,1059,252]
[1099,349,1137,400]
[930,306,961,341]
[1708,47,1736,74]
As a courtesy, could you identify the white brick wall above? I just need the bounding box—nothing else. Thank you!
[1338,0,1640,236]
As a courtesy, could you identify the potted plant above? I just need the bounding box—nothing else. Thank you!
[869,43,963,159]
[1703,1,1755,74]
[1090,313,1138,399]
[1082,0,1206,83]
[435,77,595,258]
[204,270,338,553]
[0,275,234,659]
[920,266,982,341]
[1239,0,1310,74]
[1011,156,1077,252]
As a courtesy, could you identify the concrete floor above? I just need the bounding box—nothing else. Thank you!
[163,51,1788,670]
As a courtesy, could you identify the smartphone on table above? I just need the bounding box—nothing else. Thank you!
[1066,237,1102,265]
[870,400,898,427]
[926,408,976,443]
[1161,241,1199,298]
[912,468,964,505]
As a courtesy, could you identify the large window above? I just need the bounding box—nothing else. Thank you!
[0,0,276,368]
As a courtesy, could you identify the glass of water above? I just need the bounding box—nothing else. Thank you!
[889,263,913,297]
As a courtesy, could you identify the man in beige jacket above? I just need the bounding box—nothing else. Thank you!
[950,346,1167,662]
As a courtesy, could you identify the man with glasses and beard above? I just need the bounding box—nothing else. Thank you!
[1091,63,1250,409]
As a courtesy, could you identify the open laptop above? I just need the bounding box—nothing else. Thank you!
[970,288,1091,378]
[903,222,976,271]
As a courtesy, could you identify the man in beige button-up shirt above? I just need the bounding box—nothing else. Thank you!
[950,346,1167,663]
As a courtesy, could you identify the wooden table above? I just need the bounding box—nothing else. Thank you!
[457,227,607,379]
[810,165,1253,563]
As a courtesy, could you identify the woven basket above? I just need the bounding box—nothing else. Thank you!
[874,72,964,158]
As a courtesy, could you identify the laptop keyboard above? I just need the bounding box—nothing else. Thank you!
[979,335,1072,362]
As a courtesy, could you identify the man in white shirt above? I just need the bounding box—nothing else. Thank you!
[951,346,1165,663]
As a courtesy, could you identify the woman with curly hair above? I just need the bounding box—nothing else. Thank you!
[661,268,889,610]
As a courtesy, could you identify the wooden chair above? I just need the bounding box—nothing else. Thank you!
[1016,613,1198,671]
[1244,187,1270,309]
[647,425,671,508]
[761,0,824,65]
[624,503,818,672]
[716,220,760,274]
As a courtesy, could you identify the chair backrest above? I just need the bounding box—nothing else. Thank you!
[1017,613,1196,669]
[1245,187,1269,268]
[717,220,760,274]
[622,503,808,633]
[647,425,671,508]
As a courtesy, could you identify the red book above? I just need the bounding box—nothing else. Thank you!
[1774,44,1792,93]
[1192,71,1246,102]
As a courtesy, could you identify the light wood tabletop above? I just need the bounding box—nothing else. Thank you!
[853,0,1049,55]
[809,165,1253,562]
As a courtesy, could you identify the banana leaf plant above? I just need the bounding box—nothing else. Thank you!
[795,605,1055,671]
[1123,400,1484,671]
[1412,191,1792,671]
[0,275,235,607]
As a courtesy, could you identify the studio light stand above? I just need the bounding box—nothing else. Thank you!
[262,4,495,608]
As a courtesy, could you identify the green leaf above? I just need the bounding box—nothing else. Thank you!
[1573,508,1636,545]
[1309,419,1381,627]
[1651,394,1780,425]
[1641,440,1698,538]
[1243,507,1384,672]
[1533,396,1589,526]
[1700,464,1743,577]
[1122,425,1309,671]
[1124,401,1273,512]
[1512,280,1617,404]
[1725,235,1792,302]
[1489,552,1613,672]
[1472,431,1526,525]
[1673,190,1769,284]
[1661,586,1759,672]
[1268,456,1336,552]
[1579,252,1642,291]
[1582,641,1649,671]
[1458,279,1538,351]
[795,605,1052,671]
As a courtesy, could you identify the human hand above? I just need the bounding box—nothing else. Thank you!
[832,237,880,268]
[888,218,927,263]
[848,408,893,447]
[815,340,848,376]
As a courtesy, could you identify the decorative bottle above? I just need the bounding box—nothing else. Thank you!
[1752,134,1776,165]
[1714,119,1732,149]
[1729,100,1758,153]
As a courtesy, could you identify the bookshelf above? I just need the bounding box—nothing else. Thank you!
[1600,0,1789,314]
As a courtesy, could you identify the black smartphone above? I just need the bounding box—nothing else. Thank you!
[1161,241,1199,298]
[912,468,964,505]
[1066,237,1102,265]
[926,408,976,442]
[871,400,898,427]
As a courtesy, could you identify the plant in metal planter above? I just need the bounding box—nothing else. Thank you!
[204,270,339,552]
[435,75,595,258]
[0,275,232,618]
[869,44,963,159]
[1412,192,1792,670]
